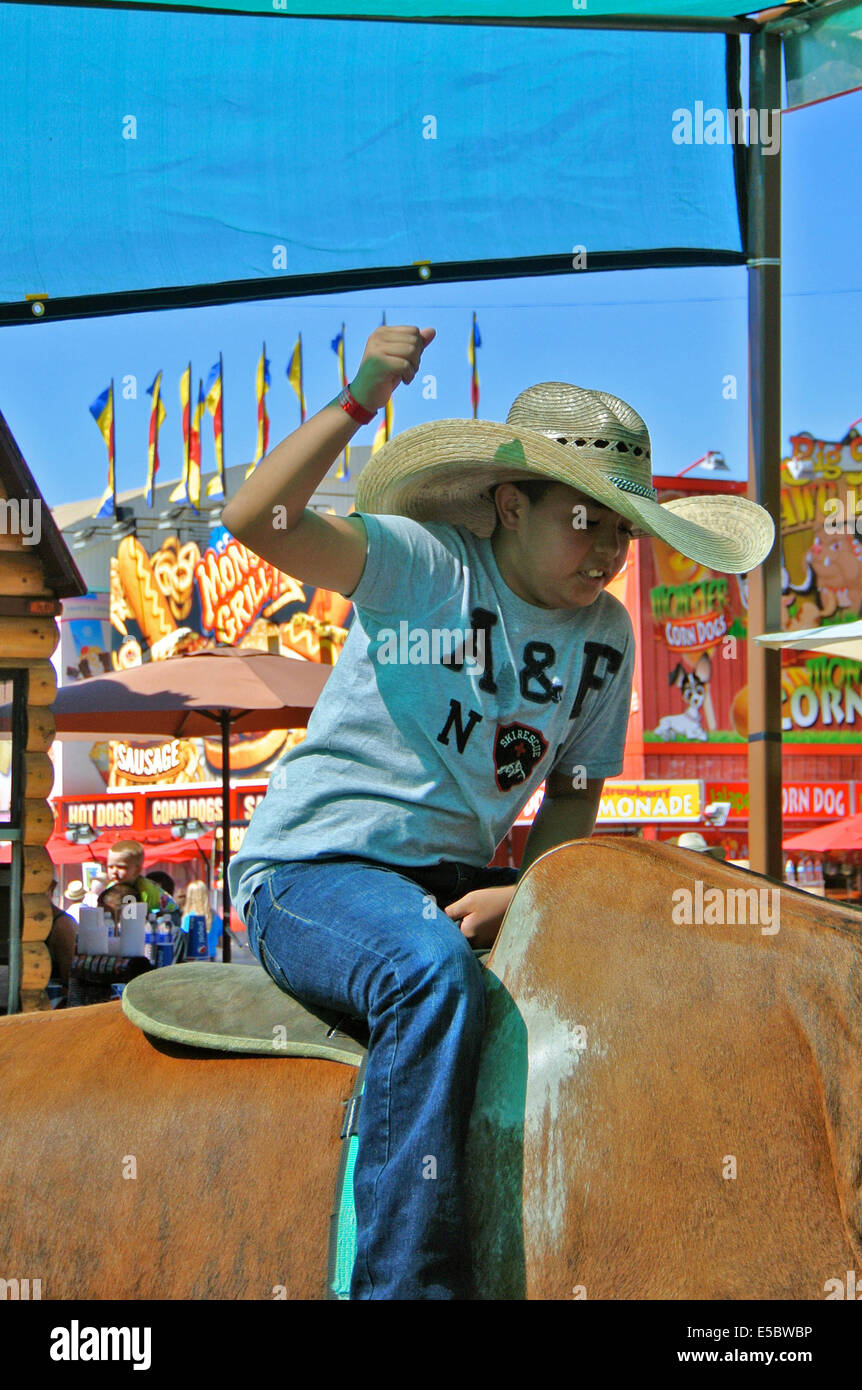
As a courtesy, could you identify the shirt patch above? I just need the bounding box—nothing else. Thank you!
[493,721,548,792]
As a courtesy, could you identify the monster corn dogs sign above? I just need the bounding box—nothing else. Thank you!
[103,524,353,786]
[644,434,862,746]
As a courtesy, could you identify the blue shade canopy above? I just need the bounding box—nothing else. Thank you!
[785,4,862,111]
[3,1,778,16]
[0,7,744,321]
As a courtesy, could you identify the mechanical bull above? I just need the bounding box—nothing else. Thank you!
[1,839,860,1299]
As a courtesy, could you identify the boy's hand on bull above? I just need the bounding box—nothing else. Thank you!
[350,325,436,412]
[444,885,518,949]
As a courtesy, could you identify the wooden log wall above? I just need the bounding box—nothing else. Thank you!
[0,483,59,1012]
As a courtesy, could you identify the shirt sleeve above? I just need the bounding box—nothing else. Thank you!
[552,610,635,780]
[344,511,462,618]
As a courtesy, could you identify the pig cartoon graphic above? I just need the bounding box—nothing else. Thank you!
[807,526,862,618]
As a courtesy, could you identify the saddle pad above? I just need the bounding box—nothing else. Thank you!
[121,962,367,1065]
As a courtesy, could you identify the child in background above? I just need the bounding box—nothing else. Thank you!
[182,879,221,959]
[106,841,180,926]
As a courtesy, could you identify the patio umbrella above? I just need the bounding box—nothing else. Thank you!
[48,647,332,959]
[755,619,862,663]
[784,814,862,854]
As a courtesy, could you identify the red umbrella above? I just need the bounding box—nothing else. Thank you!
[46,830,104,866]
[784,815,862,854]
[93,827,215,871]
[47,647,332,959]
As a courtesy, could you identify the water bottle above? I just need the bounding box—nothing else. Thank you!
[155,915,174,969]
[186,914,209,960]
[145,912,158,964]
[784,858,796,885]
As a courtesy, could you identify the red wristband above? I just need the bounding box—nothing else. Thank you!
[338,385,376,425]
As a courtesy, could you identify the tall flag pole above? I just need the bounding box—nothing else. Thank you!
[246,343,271,479]
[205,353,227,498]
[331,322,350,480]
[145,371,165,508]
[189,378,204,513]
[468,313,481,420]
[287,334,306,423]
[169,363,192,503]
[370,312,392,455]
[90,380,116,518]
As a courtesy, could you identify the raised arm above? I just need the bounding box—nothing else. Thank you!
[221,324,435,597]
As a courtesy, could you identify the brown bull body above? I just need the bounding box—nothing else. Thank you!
[1,840,860,1300]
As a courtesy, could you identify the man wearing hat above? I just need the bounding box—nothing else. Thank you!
[675,831,727,862]
[223,324,773,1300]
[63,880,86,923]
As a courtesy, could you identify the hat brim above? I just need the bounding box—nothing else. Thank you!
[354,419,774,575]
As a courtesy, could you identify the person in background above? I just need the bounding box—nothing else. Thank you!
[147,869,176,898]
[674,831,726,862]
[83,874,107,908]
[63,880,86,923]
[182,879,222,959]
[48,879,78,1006]
[106,841,180,924]
[174,883,187,914]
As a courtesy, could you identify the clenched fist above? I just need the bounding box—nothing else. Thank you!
[350,325,436,413]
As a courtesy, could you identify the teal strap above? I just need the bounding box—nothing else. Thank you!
[327,1058,367,1300]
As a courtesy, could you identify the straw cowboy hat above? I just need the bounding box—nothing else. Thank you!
[64,880,86,904]
[354,383,774,574]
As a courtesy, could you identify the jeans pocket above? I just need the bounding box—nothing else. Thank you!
[258,936,301,1002]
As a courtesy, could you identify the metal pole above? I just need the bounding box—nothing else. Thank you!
[746,30,783,879]
[220,711,232,964]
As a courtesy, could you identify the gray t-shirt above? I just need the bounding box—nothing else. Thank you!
[229,511,634,922]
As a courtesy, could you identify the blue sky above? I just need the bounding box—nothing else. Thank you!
[0,83,859,510]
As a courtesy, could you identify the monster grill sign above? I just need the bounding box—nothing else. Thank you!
[195,537,301,645]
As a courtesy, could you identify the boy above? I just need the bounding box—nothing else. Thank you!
[223,325,773,1300]
[106,841,180,923]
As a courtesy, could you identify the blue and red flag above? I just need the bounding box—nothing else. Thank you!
[169,364,192,502]
[145,371,165,508]
[246,345,271,478]
[332,324,350,480]
[468,313,481,419]
[205,356,226,498]
[90,382,115,518]
[188,378,204,513]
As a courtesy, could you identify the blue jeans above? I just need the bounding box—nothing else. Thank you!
[245,854,519,1301]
